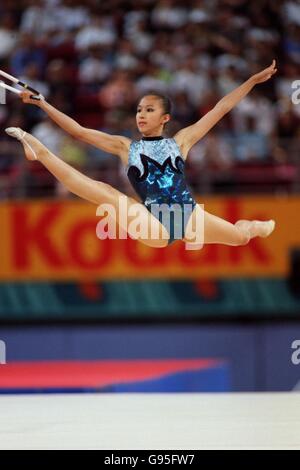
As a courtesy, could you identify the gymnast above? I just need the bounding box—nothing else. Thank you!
[3,60,277,248]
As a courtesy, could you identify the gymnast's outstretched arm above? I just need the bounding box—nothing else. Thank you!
[18,91,131,164]
[174,60,277,152]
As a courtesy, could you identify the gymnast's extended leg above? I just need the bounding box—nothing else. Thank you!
[5,128,170,248]
[183,203,275,247]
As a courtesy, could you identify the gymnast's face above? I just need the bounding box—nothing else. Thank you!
[136,96,170,136]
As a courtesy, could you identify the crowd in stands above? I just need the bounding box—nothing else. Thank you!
[0,0,300,199]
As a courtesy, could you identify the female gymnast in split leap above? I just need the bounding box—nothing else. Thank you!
[5,60,277,248]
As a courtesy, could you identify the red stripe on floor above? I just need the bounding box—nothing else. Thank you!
[0,359,221,388]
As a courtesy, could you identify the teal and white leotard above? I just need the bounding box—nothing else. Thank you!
[126,136,197,245]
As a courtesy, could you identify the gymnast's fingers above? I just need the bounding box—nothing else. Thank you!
[20,90,40,104]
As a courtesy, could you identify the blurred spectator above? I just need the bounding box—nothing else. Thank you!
[151,0,188,30]
[172,92,199,127]
[20,0,59,38]
[75,14,117,51]
[114,39,139,71]
[170,57,210,105]
[10,33,46,78]
[232,89,276,136]
[124,17,154,55]
[56,0,90,32]
[216,65,243,96]
[99,70,137,109]
[0,13,18,61]
[136,62,169,95]
[188,131,233,170]
[45,59,76,109]
[79,45,112,85]
[31,118,64,154]
[284,0,300,26]
[283,24,300,64]
[231,116,270,161]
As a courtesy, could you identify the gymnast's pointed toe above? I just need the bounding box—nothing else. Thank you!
[5,127,25,140]
[255,219,276,238]
[264,219,276,237]
[5,127,38,161]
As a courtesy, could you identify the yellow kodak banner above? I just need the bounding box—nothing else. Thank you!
[0,196,299,280]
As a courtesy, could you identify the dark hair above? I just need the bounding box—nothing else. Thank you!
[138,91,172,116]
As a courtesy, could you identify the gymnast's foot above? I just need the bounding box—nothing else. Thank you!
[5,127,41,161]
[235,219,276,239]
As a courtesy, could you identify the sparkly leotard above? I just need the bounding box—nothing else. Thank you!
[126,136,197,245]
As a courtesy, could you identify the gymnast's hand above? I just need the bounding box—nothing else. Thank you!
[20,89,45,105]
[252,60,277,84]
